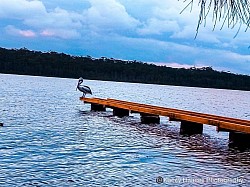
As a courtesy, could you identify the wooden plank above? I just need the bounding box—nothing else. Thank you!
[105,101,250,133]
[80,97,250,134]
[80,97,108,105]
[107,98,250,126]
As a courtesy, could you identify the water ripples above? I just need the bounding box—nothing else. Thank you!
[0,74,249,186]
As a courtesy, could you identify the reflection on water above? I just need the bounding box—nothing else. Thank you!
[0,74,249,186]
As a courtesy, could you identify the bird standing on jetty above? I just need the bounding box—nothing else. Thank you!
[76,77,92,97]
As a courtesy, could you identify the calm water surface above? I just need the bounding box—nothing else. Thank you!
[0,74,249,186]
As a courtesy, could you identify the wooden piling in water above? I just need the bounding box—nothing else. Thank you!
[180,121,203,135]
[91,104,106,111]
[229,132,250,148]
[80,97,250,148]
[140,113,160,124]
[113,107,129,117]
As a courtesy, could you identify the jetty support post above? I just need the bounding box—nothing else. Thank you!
[113,107,129,117]
[169,117,180,121]
[91,104,106,111]
[180,121,203,135]
[229,131,250,148]
[140,113,160,124]
[217,127,230,132]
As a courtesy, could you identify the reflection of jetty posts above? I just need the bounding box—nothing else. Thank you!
[80,97,250,147]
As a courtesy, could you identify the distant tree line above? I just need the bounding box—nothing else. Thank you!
[0,47,250,90]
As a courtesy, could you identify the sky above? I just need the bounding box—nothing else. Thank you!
[0,0,250,75]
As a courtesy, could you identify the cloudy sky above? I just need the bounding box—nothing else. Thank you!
[1,0,250,75]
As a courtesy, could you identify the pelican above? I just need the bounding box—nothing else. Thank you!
[76,77,92,97]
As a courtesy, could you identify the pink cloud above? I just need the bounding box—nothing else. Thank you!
[19,30,36,37]
[40,28,80,39]
[5,25,36,37]
[40,29,55,37]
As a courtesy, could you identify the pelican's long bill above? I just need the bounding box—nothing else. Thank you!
[76,80,80,91]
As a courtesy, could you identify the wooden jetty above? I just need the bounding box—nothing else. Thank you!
[80,97,250,147]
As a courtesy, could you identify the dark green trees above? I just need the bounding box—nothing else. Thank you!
[0,47,249,90]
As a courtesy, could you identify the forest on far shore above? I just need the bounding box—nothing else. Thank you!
[0,47,250,91]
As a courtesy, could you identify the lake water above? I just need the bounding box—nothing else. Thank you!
[0,74,249,186]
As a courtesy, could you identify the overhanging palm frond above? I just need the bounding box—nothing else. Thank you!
[181,0,250,36]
